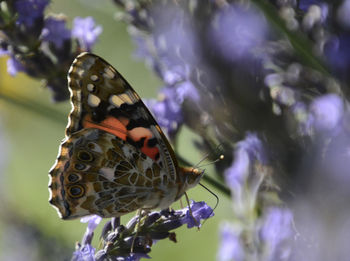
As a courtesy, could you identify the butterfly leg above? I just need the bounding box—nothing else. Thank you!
[184,192,200,229]
[130,209,144,253]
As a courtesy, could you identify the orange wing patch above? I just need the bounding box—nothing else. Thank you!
[83,115,127,140]
[128,127,159,161]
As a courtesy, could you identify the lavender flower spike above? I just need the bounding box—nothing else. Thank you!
[72,215,102,261]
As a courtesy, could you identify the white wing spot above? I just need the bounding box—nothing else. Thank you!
[88,94,101,107]
[90,75,98,81]
[110,95,124,107]
[87,83,95,92]
[103,67,115,79]
[119,93,134,105]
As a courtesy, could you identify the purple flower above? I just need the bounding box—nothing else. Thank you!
[7,56,25,76]
[81,215,102,234]
[72,244,95,261]
[152,5,198,72]
[72,215,102,261]
[41,16,71,48]
[176,81,200,103]
[209,4,268,62]
[260,208,293,261]
[299,0,325,11]
[72,17,102,51]
[324,34,350,77]
[146,87,183,137]
[224,133,266,191]
[308,94,343,133]
[217,224,244,261]
[15,0,49,27]
[181,201,214,228]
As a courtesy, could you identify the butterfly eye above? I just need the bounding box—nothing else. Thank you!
[74,163,86,171]
[77,150,94,162]
[68,185,85,198]
[67,173,81,183]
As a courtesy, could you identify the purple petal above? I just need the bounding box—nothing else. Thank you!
[217,224,244,261]
[225,133,266,191]
[260,208,294,260]
[41,16,71,48]
[72,17,102,51]
[72,244,96,261]
[15,0,49,27]
[309,94,343,132]
[81,215,102,234]
[7,57,25,76]
[181,201,214,228]
[208,4,268,62]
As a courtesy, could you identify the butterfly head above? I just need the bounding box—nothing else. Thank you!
[177,167,204,196]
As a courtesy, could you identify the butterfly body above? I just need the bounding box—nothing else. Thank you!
[49,53,202,219]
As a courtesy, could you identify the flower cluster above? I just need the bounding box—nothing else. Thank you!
[112,0,350,260]
[3,0,350,260]
[0,0,102,101]
[72,201,213,261]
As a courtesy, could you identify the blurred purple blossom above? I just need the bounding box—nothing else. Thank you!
[308,94,344,133]
[324,34,350,78]
[145,87,183,137]
[209,5,268,62]
[217,224,244,261]
[7,56,25,76]
[224,133,266,192]
[72,17,102,51]
[14,0,48,27]
[41,16,71,48]
[298,0,325,11]
[260,208,294,261]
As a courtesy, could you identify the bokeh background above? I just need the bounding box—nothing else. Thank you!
[0,0,232,260]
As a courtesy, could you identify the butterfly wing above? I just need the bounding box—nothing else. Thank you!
[66,53,177,173]
[49,53,180,219]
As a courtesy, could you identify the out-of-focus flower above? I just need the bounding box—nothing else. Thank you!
[308,94,344,133]
[260,207,294,261]
[224,133,266,192]
[145,87,183,137]
[298,0,325,11]
[217,223,244,261]
[209,4,268,62]
[72,17,102,51]
[14,0,49,27]
[41,16,71,49]
[324,34,350,78]
[6,56,25,76]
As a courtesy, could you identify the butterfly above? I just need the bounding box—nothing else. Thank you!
[48,52,203,219]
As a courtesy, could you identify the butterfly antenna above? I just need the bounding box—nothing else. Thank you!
[197,155,224,168]
[194,143,225,169]
[199,182,219,226]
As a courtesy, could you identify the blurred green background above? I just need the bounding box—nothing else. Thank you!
[0,1,231,260]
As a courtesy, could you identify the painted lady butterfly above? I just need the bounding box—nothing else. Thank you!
[48,53,203,219]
